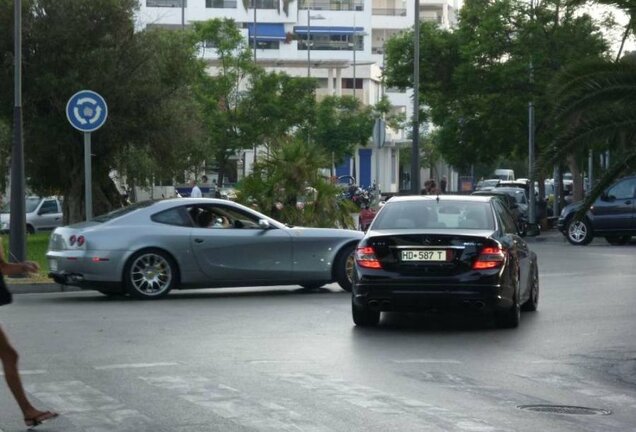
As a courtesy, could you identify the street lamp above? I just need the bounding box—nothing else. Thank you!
[307,8,324,77]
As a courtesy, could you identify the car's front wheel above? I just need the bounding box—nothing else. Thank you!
[566,217,594,245]
[124,249,178,300]
[335,244,356,292]
[352,298,380,327]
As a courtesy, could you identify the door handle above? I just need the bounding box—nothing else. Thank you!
[194,238,204,243]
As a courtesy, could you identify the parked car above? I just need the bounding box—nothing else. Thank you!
[351,195,539,328]
[0,196,63,234]
[557,175,636,245]
[474,179,500,191]
[47,198,363,299]
[472,188,528,235]
[493,169,515,181]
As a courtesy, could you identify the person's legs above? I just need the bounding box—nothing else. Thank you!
[0,324,57,425]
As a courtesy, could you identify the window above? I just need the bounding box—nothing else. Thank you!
[188,205,262,229]
[93,201,155,223]
[151,208,191,227]
[39,200,59,215]
[493,201,517,234]
[253,40,280,49]
[205,0,237,8]
[372,201,495,230]
[606,178,636,200]
[147,0,186,7]
[342,78,363,89]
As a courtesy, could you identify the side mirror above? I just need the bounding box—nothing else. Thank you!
[258,219,271,229]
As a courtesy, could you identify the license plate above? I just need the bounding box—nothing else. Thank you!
[48,259,58,272]
[401,250,447,262]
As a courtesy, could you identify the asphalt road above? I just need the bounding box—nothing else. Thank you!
[1,236,635,432]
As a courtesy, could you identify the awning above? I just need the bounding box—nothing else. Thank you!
[294,26,364,35]
[247,23,286,41]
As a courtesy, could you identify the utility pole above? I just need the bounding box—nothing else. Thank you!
[353,11,357,100]
[181,0,185,29]
[10,0,27,266]
[253,0,257,62]
[411,0,420,194]
[307,6,312,78]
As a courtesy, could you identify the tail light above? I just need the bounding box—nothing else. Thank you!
[355,246,382,269]
[472,245,506,270]
[69,235,77,246]
[76,235,86,247]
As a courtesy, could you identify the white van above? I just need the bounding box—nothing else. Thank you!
[494,169,515,181]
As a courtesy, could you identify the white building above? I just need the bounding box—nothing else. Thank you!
[137,0,459,193]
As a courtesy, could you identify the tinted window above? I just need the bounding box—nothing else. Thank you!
[493,200,517,234]
[151,208,191,227]
[606,178,636,200]
[372,200,495,230]
[188,204,261,229]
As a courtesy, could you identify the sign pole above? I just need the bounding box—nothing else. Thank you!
[84,132,92,220]
[66,89,107,221]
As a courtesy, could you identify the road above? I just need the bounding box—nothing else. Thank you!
[1,236,635,432]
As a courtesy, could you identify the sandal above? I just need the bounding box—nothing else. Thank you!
[24,411,59,429]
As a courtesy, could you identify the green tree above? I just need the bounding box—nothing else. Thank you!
[0,0,205,222]
[383,0,609,177]
[312,96,375,168]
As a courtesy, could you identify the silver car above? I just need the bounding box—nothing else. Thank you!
[1,196,63,234]
[47,198,363,299]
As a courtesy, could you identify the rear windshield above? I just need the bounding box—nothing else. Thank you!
[372,200,495,230]
[92,201,155,223]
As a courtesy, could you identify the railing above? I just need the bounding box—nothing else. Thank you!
[206,0,237,7]
[300,1,364,11]
[297,40,363,51]
[372,8,406,16]
[147,0,186,7]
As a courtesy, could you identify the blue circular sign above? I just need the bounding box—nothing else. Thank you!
[66,90,108,132]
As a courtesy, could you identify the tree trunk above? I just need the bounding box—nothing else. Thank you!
[566,154,584,202]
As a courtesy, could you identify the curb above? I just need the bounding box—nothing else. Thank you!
[8,283,81,295]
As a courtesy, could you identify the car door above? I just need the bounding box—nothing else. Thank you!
[35,199,62,230]
[189,204,293,283]
[493,200,531,300]
[592,178,636,232]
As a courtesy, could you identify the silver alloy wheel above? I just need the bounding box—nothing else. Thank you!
[568,220,588,243]
[129,252,173,296]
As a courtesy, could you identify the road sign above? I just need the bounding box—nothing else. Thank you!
[66,90,108,132]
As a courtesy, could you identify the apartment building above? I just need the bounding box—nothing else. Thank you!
[138,0,459,193]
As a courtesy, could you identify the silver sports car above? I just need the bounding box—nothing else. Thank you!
[47,198,363,299]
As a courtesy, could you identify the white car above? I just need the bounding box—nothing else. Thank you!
[1,196,63,234]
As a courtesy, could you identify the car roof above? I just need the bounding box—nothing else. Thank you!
[387,194,493,203]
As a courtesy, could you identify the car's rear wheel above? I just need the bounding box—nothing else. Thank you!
[124,249,178,300]
[496,272,521,328]
[521,263,539,312]
[566,217,593,245]
[335,244,356,292]
[605,235,631,245]
[352,298,380,327]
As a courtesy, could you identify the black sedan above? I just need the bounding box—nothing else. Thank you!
[351,195,539,328]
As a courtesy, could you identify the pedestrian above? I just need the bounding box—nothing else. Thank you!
[0,245,59,428]
[190,176,203,198]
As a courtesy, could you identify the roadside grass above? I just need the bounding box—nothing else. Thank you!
[2,232,51,282]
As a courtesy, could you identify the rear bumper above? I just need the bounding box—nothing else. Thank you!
[353,281,511,313]
[48,271,122,292]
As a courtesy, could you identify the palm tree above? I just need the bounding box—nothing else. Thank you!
[548,1,636,209]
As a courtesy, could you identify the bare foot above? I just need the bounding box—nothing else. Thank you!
[24,410,58,428]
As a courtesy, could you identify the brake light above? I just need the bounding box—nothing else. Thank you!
[472,245,506,270]
[355,246,382,269]
[76,235,85,247]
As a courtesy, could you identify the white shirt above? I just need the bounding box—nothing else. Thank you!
[190,185,202,198]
